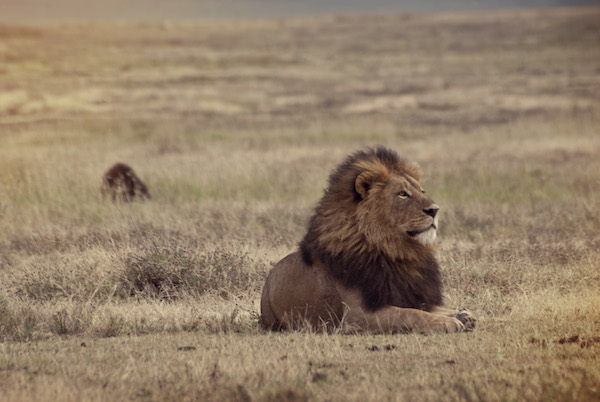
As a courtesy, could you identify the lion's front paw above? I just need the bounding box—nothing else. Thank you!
[455,309,477,332]
[425,315,465,333]
[443,316,466,333]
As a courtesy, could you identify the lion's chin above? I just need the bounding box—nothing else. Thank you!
[408,226,437,246]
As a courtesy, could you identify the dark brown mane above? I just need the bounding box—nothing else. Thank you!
[299,147,442,312]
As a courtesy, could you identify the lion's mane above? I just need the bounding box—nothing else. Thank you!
[299,147,443,312]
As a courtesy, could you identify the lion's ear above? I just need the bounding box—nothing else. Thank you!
[355,172,372,199]
[354,161,390,199]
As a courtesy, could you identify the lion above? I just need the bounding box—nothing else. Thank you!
[260,147,476,334]
[101,163,151,202]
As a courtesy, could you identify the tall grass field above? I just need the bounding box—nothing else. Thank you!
[1,7,599,401]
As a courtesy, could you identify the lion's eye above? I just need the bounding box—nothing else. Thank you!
[398,191,410,199]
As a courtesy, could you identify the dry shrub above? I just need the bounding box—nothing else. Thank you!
[95,314,126,338]
[264,387,310,402]
[10,256,122,302]
[49,305,94,336]
[0,294,39,341]
[121,241,259,300]
[204,308,261,334]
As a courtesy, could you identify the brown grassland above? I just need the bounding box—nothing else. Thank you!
[1,7,600,401]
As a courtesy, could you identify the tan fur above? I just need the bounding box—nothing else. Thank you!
[101,163,151,202]
[261,147,476,333]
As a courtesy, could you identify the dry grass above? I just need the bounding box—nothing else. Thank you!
[1,7,600,401]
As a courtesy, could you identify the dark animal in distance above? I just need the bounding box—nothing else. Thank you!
[101,163,151,202]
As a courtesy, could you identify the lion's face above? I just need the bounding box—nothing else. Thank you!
[357,170,439,247]
[385,175,439,246]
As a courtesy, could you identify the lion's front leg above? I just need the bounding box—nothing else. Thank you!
[342,305,467,334]
[431,306,477,332]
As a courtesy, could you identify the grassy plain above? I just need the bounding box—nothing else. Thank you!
[1,7,600,401]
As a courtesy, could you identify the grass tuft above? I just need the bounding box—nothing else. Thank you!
[121,240,258,300]
[0,294,39,342]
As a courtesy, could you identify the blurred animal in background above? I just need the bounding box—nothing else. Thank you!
[101,163,151,202]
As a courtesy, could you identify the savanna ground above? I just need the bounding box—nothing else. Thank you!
[1,7,600,401]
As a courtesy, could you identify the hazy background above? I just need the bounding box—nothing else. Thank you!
[1,0,600,398]
[3,0,600,22]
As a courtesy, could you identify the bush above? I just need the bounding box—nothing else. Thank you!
[121,241,257,300]
[0,294,40,341]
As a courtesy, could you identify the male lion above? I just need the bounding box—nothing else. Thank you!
[261,147,476,333]
[101,163,151,202]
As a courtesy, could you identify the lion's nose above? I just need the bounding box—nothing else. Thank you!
[424,204,439,218]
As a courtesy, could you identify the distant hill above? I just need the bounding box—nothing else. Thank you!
[2,0,599,23]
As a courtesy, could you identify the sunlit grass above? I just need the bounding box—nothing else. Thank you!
[0,7,599,401]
